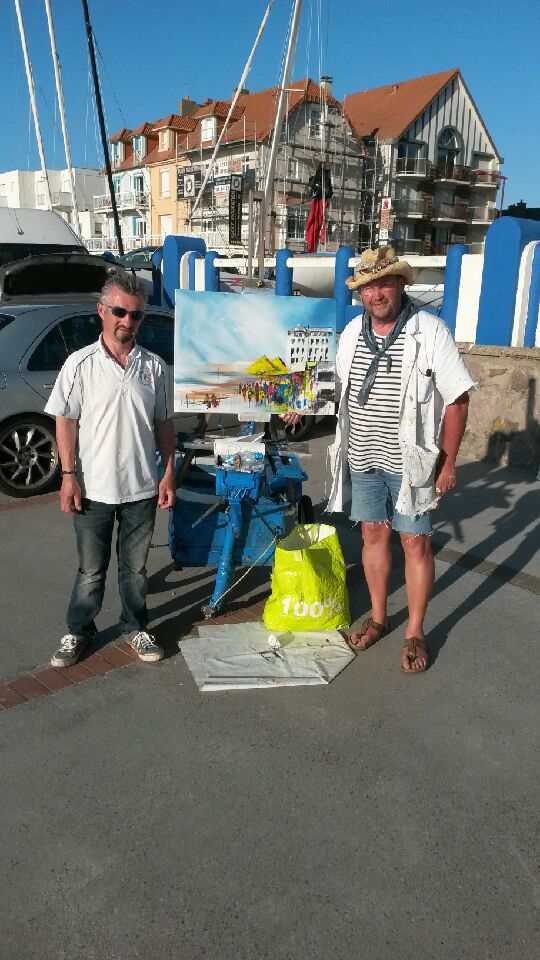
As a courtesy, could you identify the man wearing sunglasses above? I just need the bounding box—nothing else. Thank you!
[45,271,176,668]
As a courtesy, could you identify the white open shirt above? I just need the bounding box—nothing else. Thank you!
[45,336,171,504]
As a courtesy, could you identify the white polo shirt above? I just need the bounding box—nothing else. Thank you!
[45,337,171,504]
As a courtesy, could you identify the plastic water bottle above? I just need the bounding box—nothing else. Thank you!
[223,451,264,470]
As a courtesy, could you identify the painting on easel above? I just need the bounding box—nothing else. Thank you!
[174,290,336,415]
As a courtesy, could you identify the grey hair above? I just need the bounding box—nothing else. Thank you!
[101,270,147,304]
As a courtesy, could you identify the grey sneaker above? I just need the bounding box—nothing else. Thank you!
[51,633,90,668]
[126,630,164,663]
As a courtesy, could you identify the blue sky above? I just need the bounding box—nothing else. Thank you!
[2,0,539,207]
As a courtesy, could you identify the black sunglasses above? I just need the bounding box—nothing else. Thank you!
[102,303,145,322]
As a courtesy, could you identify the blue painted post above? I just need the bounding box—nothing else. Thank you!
[204,251,220,291]
[440,243,469,335]
[275,248,293,296]
[148,249,163,305]
[476,217,540,346]
[334,246,354,333]
[162,235,206,308]
[524,243,540,348]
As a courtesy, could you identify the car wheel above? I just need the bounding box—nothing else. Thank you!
[0,415,60,498]
[268,413,313,442]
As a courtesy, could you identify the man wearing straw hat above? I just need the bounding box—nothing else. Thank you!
[285,246,475,673]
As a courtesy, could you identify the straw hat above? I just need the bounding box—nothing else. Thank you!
[345,245,414,290]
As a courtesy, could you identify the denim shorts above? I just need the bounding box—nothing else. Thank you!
[350,469,432,535]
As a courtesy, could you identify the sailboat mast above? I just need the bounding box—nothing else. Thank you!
[259,0,303,274]
[80,0,124,255]
[44,0,82,238]
[14,0,52,210]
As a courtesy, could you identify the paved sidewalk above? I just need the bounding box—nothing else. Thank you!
[0,429,538,960]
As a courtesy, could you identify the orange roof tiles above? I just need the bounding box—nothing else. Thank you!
[109,127,133,144]
[344,69,459,139]
[176,78,342,153]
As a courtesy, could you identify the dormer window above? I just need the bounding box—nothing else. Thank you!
[111,142,125,165]
[159,129,173,151]
[201,117,216,144]
[132,136,146,161]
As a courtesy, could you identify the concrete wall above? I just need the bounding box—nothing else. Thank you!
[458,344,540,467]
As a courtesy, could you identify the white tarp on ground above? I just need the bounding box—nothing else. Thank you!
[178,622,355,692]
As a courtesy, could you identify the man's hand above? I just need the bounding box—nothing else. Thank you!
[158,472,176,509]
[280,411,302,431]
[434,456,456,496]
[60,475,82,514]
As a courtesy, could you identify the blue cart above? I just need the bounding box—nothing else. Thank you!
[168,441,312,618]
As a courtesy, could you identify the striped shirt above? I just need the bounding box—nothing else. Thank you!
[347,326,405,473]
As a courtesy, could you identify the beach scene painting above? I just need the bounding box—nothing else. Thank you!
[174,290,336,415]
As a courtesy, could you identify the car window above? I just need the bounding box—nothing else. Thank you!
[137,313,174,365]
[60,313,102,353]
[27,324,68,371]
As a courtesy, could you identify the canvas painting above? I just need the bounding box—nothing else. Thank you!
[174,290,336,416]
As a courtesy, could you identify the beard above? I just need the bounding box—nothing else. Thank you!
[114,325,135,343]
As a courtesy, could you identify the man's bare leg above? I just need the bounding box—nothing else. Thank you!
[400,533,433,671]
[350,521,392,649]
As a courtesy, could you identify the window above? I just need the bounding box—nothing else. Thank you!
[437,128,460,166]
[287,158,299,180]
[159,214,172,240]
[159,129,171,151]
[61,314,102,354]
[201,117,216,143]
[27,325,68,372]
[133,136,145,160]
[308,109,321,138]
[136,314,174,365]
[160,170,170,199]
[134,217,147,238]
[286,207,308,241]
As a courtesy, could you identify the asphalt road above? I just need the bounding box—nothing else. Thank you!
[1,424,538,960]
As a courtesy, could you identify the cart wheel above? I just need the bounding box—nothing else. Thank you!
[297,495,314,524]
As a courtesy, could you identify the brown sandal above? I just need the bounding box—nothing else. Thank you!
[348,617,389,651]
[401,637,429,673]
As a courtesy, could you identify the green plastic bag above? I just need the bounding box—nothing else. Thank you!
[263,524,350,632]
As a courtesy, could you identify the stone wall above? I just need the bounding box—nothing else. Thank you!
[457,344,540,467]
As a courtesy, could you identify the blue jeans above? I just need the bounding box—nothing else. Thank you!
[350,469,432,535]
[67,496,158,638]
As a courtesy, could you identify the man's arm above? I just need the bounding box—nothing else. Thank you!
[155,418,176,509]
[56,416,82,514]
[435,392,469,495]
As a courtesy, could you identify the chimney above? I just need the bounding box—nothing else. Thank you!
[391,84,399,94]
[232,87,249,99]
[178,96,199,117]
[320,75,333,96]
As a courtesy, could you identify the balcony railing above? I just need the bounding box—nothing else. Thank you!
[432,163,472,183]
[51,191,72,208]
[86,234,161,254]
[468,206,497,222]
[432,202,469,221]
[471,170,500,187]
[395,157,430,177]
[392,238,424,255]
[94,190,149,211]
[393,198,432,218]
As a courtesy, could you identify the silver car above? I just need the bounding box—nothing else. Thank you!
[0,296,176,497]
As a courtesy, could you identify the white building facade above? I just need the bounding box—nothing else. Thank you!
[287,324,333,369]
[0,167,106,245]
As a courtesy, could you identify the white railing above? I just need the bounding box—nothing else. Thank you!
[94,190,149,211]
[51,191,72,207]
[86,234,162,254]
